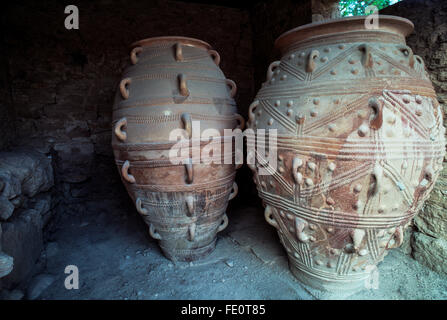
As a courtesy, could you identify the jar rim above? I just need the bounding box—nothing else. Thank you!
[275,15,414,53]
[131,36,212,50]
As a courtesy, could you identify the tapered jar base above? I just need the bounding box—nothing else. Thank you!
[159,238,217,262]
[288,258,372,294]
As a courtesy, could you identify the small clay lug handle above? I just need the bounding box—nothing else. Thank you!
[292,157,303,184]
[149,224,162,240]
[181,113,192,138]
[372,164,382,197]
[136,197,148,215]
[246,150,256,171]
[130,46,143,65]
[226,79,237,98]
[114,117,127,141]
[217,214,228,233]
[184,159,193,184]
[295,217,309,243]
[420,166,434,188]
[306,50,319,73]
[234,113,245,130]
[399,45,414,68]
[369,97,383,130]
[121,160,136,184]
[228,182,238,201]
[266,60,281,81]
[208,50,220,66]
[185,195,194,217]
[359,44,373,68]
[178,74,190,97]
[264,205,278,229]
[387,226,403,249]
[119,78,131,99]
[248,100,259,124]
[175,42,183,61]
[188,223,196,241]
[414,55,425,69]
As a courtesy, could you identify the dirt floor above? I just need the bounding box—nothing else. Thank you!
[33,198,447,300]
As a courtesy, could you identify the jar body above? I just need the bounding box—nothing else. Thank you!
[247,17,446,291]
[112,37,241,261]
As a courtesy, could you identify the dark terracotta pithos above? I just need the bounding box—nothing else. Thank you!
[112,37,243,261]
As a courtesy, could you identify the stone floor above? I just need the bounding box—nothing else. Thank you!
[30,199,447,300]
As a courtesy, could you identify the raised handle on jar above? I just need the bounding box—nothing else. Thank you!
[130,47,143,65]
[217,214,228,232]
[234,113,245,130]
[178,73,190,97]
[414,55,426,70]
[292,157,303,184]
[181,113,192,138]
[121,160,136,184]
[306,50,319,73]
[248,100,259,124]
[228,182,238,201]
[399,45,414,68]
[372,164,382,197]
[136,197,148,215]
[359,44,373,68]
[114,117,127,141]
[295,217,309,243]
[226,79,237,98]
[387,226,403,249]
[186,195,194,217]
[119,78,131,99]
[175,42,183,61]
[149,224,162,240]
[208,50,220,66]
[264,205,278,229]
[184,159,193,184]
[369,97,383,130]
[266,61,281,81]
[188,223,196,241]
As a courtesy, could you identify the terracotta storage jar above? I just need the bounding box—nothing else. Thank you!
[112,36,243,261]
[247,16,446,292]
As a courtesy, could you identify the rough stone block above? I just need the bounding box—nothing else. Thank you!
[0,209,43,288]
[0,252,14,278]
[0,148,54,198]
[0,196,15,221]
[412,232,447,276]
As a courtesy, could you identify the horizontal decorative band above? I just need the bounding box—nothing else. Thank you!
[114,96,235,111]
[257,77,436,98]
[115,151,236,168]
[124,62,220,75]
[130,73,227,84]
[129,172,235,192]
[140,207,227,228]
[282,30,405,55]
[112,112,239,125]
[260,190,414,229]
[113,135,238,151]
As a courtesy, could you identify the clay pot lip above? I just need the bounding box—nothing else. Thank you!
[275,15,414,52]
[130,36,212,50]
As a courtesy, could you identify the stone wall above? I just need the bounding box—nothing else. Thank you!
[0,148,55,293]
[0,31,15,150]
[382,0,447,274]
